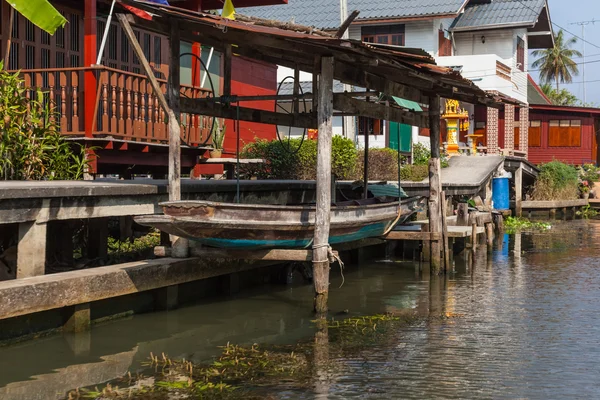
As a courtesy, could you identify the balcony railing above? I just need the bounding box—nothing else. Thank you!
[15,66,214,147]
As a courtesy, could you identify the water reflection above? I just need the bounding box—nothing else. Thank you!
[0,220,599,399]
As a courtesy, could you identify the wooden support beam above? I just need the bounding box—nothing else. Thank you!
[333,93,429,128]
[440,190,450,273]
[334,61,427,104]
[515,166,523,217]
[428,95,442,275]
[384,231,441,241]
[313,56,334,314]
[180,97,317,129]
[335,10,360,38]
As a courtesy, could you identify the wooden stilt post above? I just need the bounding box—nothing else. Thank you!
[363,90,370,199]
[313,56,334,314]
[118,14,187,256]
[440,190,450,273]
[428,95,442,274]
[515,166,523,217]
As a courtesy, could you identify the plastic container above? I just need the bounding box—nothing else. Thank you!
[492,177,510,210]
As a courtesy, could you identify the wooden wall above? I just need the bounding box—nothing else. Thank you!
[528,110,598,165]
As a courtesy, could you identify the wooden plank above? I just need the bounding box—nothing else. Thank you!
[447,226,485,238]
[333,94,428,128]
[521,199,588,209]
[190,247,337,261]
[313,56,334,314]
[334,61,426,104]
[168,22,182,202]
[180,97,317,129]
[384,231,441,241]
[335,10,360,38]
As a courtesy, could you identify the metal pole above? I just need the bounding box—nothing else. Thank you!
[96,0,116,65]
[200,47,214,88]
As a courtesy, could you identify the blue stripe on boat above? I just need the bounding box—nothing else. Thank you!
[196,222,389,249]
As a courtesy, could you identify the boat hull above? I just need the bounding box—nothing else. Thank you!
[135,197,422,249]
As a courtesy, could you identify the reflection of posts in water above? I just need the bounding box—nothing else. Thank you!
[313,316,330,399]
[429,275,446,316]
[513,232,522,261]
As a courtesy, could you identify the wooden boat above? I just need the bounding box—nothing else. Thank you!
[135,196,423,249]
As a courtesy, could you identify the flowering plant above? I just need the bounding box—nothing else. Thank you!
[580,180,591,193]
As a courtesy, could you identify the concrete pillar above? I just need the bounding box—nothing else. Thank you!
[17,221,48,278]
[154,285,179,311]
[64,303,91,333]
[88,218,109,259]
[504,104,515,151]
[519,106,529,156]
[486,107,499,154]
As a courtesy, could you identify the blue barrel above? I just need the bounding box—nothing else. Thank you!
[492,177,510,210]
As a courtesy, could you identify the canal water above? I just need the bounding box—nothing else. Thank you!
[0,220,599,399]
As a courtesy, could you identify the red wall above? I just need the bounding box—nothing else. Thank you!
[528,111,597,165]
[222,56,277,155]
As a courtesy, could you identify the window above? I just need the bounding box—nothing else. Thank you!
[548,120,581,147]
[528,120,541,147]
[517,36,525,72]
[362,25,405,46]
[358,117,383,135]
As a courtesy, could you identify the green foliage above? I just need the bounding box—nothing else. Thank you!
[505,217,551,234]
[354,147,400,181]
[579,163,599,185]
[532,29,582,90]
[399,164,428,182]
[0,63,88,180]
[412,142,449,168]
[107,230,160,261]
[532,160,579,200]
[241,137,357,180]
[211,119,226,150]
[540,83,579,106]
[576,204,598,219]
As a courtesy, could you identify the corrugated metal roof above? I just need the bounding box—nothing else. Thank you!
[278,80,344,95]
[451,0,546,31]
[243,0,468,30]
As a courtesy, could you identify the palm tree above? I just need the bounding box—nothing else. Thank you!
[532,30,583,90]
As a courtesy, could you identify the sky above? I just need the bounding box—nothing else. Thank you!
[530,0,600,105]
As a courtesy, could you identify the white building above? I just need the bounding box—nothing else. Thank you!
[246,0,554,157]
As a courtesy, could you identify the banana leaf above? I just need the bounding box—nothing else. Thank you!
[7,0,67,35]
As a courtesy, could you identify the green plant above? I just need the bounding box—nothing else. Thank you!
[354,147,401,181]
[211,119,226,150]
[532,160,579,200]
[399,164,428,182]
[412,142,449,168]
[0,63,89,180]
[240,137,357,180]
[579,163,599,186]
[504,217,551,233]
[577,204,598,218]
[532,30,582,90]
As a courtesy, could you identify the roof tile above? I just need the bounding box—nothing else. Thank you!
[451,0,546,31]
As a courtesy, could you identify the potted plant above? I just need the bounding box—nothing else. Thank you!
[580,180,591,199]
[209,120,226,158]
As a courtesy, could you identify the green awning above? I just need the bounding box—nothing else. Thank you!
[391,96,423,112]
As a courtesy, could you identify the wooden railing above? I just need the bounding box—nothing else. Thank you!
[15,66,214,146]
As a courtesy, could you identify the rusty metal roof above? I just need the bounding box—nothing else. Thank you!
[120,0,505,107]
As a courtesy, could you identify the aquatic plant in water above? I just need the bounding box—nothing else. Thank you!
[65,312,460,400]
[504,217,551,233]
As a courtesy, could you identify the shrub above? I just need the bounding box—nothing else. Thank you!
[240,137,357,180]
[400,164,429,182]
[532,160,579,200]
[0,64,88,180]
[354,148,401,181]
[412,142,449,168]
[579,163,600,185]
